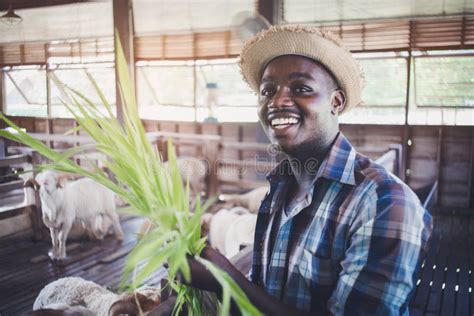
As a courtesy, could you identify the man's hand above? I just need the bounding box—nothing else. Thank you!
[179,246,237,293]
[175,246,311,316]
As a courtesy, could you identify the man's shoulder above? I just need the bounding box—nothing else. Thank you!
[350,152,433,249]
[352,152,422,208]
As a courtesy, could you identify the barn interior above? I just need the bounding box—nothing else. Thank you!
[0,0,473,315]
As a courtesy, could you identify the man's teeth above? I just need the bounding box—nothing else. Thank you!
[271,117,299,128]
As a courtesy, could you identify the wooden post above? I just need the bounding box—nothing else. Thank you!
[0,71,5,156]
[205,141,219,198]
[436,127,443,209]
[402,126,411,183]
[257,0,281,25]
[469,129,474,209]
[113,0,135,125]
[29,186,44,241]
[174,124,180,156]
[196,123,204,157]
[158,137,168,162]
[47,119,53,149]
[401,47,413,183]
[238,125,244,182]
[0,67,4,114]
[31,150,45,240]
[193,34,198,122]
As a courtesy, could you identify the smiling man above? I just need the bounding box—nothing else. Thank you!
[187,25,432,315]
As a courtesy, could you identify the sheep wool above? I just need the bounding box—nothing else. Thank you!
[33,277,117,315]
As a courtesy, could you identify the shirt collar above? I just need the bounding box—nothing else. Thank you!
[267,132,357,186]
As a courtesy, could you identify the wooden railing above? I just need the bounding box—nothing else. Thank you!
[3,132,406,197]
[0,153,31,198]
[374,144,403,179]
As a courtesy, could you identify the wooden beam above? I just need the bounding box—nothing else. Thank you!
[113,0,135,124]
[0,67,4,114]
[0,180,24,194]
[0,154,30,168]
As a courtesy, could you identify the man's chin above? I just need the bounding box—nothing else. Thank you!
[274,140,298,156]
[275,139,323,160]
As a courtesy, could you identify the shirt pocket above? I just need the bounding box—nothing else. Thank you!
[297,248,335,287]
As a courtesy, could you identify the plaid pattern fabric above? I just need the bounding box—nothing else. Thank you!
[251,133,433,315]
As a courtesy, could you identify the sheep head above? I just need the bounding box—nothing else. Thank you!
[35,171,61,195]
[35,171,80,193]
[108,287,161,316]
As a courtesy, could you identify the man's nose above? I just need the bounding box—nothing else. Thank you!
[270,87,293,108]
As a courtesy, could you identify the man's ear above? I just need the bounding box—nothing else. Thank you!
[330,90,346,115]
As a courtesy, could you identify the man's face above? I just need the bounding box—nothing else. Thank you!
[258,55,338,157]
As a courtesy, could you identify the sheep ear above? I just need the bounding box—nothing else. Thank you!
[56,175,71,188]
[200,213,213,237]
[56,179,63,189]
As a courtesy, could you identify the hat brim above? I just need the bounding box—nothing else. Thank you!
[239,25,364,114]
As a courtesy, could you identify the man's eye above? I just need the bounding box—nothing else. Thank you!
[260,88,275,97]
[293,86,312,94]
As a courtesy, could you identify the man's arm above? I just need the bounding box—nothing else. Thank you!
[186,246,313,316]
[327,183,432,315]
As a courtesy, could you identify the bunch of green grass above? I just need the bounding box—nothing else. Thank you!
[0,34,261,316]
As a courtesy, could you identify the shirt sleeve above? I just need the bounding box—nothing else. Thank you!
[328,181,433,315]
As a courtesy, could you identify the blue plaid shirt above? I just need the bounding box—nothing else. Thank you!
[251,133,432,315]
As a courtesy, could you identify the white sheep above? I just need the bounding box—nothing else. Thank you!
[218,186,269,213]
[202,206,257,258]
[27,302,95,316]
[33,277,161,316]
[34,171,124,260]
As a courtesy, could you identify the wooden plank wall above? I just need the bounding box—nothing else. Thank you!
[341,125,404,159]
[439,127,472,209]
[408,127,439,192]
[2,116,473,211]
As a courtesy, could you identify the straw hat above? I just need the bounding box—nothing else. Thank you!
[239,25,364,113]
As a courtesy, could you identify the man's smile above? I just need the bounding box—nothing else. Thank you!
[267,110,301,133]
[270,117,300,129]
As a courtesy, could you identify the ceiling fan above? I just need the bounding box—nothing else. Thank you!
[231,11,271,43]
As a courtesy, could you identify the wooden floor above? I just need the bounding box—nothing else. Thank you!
[409,212,473,316]
[0,216,167,316]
